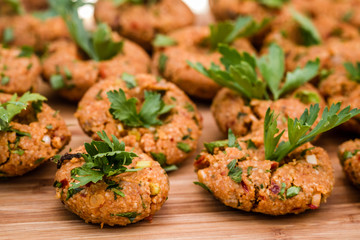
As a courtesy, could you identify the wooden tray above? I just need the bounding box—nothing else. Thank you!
[1,9,360,240]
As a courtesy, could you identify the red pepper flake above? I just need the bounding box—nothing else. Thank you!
[194,155,209,169]
[241,181,249,192]
[308,204,318,209]
[270,162,279,171]
[220,171,226,176]
[60,179,69,187]
[144,215,153,222]
[270,184,280,194]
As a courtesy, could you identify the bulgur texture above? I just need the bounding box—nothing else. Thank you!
[0,45,41,95]
[54,146,169,226]
[194,131,334,215]
[42,34,150,101]
[211,83,324,136]
[0,93,71,177]
[75,74,202,166]
[152,26,255,99]
[94,0,194,49]
[338,139,360,188]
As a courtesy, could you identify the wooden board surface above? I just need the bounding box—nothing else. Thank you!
[1,81,360,240]
[1,9,360,240]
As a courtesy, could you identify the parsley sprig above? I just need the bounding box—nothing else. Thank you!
[0,92,46,132]
[264,103,360,162]
[189,43,319,101]
[51,0,123,61]
[68,131,138,199]
[107,89,174,128]
[290,8,322,46]
[206,16,270,50]
[344,62,360,83]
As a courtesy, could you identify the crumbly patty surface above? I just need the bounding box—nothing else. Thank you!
[194,131,334,215]
[42,34,150,101]
[94,0,194,49]
[75,74,202,166]
[0,45,41,95]
[54,146,169,226]
[152,26,255,99]
[0,93,71,177]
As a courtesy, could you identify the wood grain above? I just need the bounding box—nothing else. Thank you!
[1,81,360,240]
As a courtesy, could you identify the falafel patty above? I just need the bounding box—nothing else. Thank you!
[0,45,41,95]
[75,74,202,166]
[54,145,169,226]
[152,26,255,99]
[0,93,71,177]
[94,0,194,49]
[194,132,334,215]
[211,84,324,136]
[338,139,360,188]
[42,35,150,101]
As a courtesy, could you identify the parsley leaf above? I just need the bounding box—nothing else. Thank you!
[0,92,46,132]
[67,131,138,199]
[294,90,321,104]
[286,186,301,198]
[150,152,178,172]
[112,212,141,223]
[257,0,289,8]
[344,62,360,83]
[227,159,243,183]
[122,73,137,89]
[290,8,322,46]
[17,46,34,58]
[107,89,174,128]
[190,43,319,101]
[2,27,14,46]
[204,128,240,154]
[206,16,270,50]
[51,0,123,61]
[193,181,212,193]
[265,103,360,162]
[177,142,191,153]
[152,34,177,47]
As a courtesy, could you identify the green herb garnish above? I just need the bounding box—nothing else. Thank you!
[206,16,270,50]
[257,0,289,8]
[51,0,123,61]
[107,89,174,128]
[17,46,34,58]
[122,73,137,89]
[290,8,322,46]
[112,212,141,223]
[193,181,212,193]
[152,34,177,47]
[344,62,360,83]
[177,142,191,153]
[2,27,14,46]
[189,43,319,101]
[150,152,178,172]
[158,53,168,74]
[50,75,65,90]
[294,90,321,104]
[227,159,243,183]
[286,186,301,198]
[264,103,360,162]
[0,92,46,132]
[67,131,138,199]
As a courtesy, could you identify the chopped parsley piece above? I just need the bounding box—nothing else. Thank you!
[204,140,228,154]
[1,76,10,85]
[27,63,33,70]
[106,180,125,199]
[227,159,243,183]
[53,180,62,188]
[107,89,174,128]
[50,75,65,90]
[286,186,301,198]
[290,8,322,46]
[34,157,45,165]
[344,62,360,83]
[152,34,177,47]
[67,131,139,200]
[17,46,34,58]
[64,67,72,80]
[193,181,212,193]
[158,53,168,74]
[112,212,141,223]
[184,102,195,112]
[2,27,14,46]
[247,166,253,175]
[228,129,242,150]
[95,90,103,100]
[264,103,360,162]
[46,124,53,130]
[257,0,289,8]
[243,139,257,149]
[342,11,353,23]
[122,73,137,89]
[294,90,321,104]
[150,152,178,172]
[176,142,191,153]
